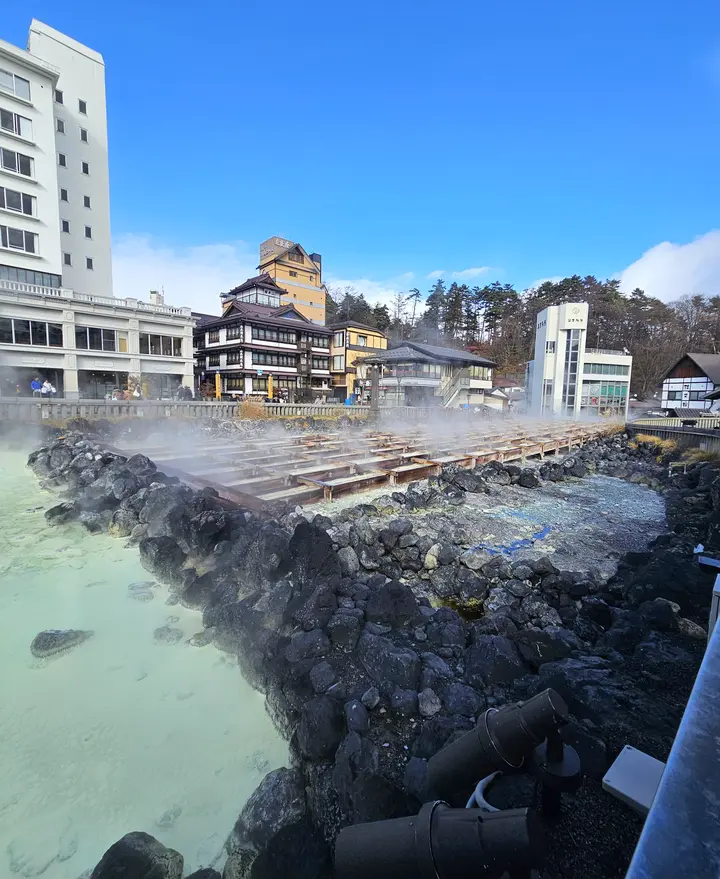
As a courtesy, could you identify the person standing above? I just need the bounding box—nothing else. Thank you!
[30,377,42,397]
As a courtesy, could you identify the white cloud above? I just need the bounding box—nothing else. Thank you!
[525,276,564,290]
[112,234,256,312]
[325,275,406,307]
[451,266,491,280]
[426,269,445,279]
[619,231,720,302]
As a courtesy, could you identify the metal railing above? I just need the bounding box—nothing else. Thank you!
[584,347,627,356]
[625,603,720,878]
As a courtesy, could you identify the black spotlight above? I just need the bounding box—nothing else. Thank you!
[334,800,543,879]
[426,689,569,802]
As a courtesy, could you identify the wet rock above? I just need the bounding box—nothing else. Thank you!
[226,767,331,879]
[578,597,613,630]
[464,635,526,686]
[138,537,187,586]
[187,870,221,879]
[30,629,93,658]
[293,584,338,631]
[297,696,344,759]
[109,508,139,538]
[537,655,622,722]
[44,502,76,524]
[153,626,184,645]
[286,521,341,588]
[128,580,155,602]
[420,652,455,690]
[90,831,182,879]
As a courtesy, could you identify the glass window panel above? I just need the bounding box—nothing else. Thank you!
[18,116,32,139]
[5,188,21,211]
[48,323,63,347]
[24,231,36,253]
[139,334,149,354]
[102,329,116,351]
[88,327,102,350]
[0,70,13,92]
[149,335,162,355]
[14,77,30,100]
[0,108,13,131]
[161,336,172,356]
[22,193,33,215]
[2,148,17,172]
[75,327,88,349]
[173,338,182,357]
[18,154,32,176]
[14,319,30,344]
[8,227,24,249]
[30,321,47,346]
[0,317,12,343]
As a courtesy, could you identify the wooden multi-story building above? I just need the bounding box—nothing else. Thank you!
[193,274,331,398]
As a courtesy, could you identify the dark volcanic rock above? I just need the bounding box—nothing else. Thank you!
[44,501,76,524]
[296,695,345,759]
[139,536,187,586]
[365,580,420,627]
[358,632,421,691]
[30,628,93,658]
[90,831,183,879]
[226,767,331,879]
[464,634,526,686]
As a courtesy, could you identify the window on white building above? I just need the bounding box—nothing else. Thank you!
[81,161,89,175]
[58,152,67,167]
[54,89,63,104]
[84,225,92,239]
[0,69,30,100]
[80,128,88,143]
[0,317,62,346]
[545,341,555,353]
[1,147,33,177]
[78,99,87,114]
[0,108,33,139]
[56,118,65,134]
[60,189,68,202]
[83,195,91,208]
[0,224,37,254]
[139,334,183,357]
[61,220,70,233]
[86,257,93,270]
[63,252,72,266]
[0,186,35,216]
[75,326,116,351]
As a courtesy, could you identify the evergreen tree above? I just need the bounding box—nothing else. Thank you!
[372,303,391,331]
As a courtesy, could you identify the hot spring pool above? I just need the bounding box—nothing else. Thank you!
[0,448,287,877]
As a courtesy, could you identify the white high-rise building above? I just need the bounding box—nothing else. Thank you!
[0,20,111,295]
[526,302,632,418]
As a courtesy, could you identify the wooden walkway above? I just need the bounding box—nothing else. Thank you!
[117,419,616,507]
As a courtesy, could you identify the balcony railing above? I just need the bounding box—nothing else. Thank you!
[585,347,626,356]
[0,278,192,318]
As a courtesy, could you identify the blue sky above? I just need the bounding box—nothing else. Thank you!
[4,1,720,310]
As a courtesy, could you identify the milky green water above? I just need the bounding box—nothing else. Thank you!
[0,449,287,878]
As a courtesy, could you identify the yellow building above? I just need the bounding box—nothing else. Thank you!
[328,321,387,401]
[258,236,326,323]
